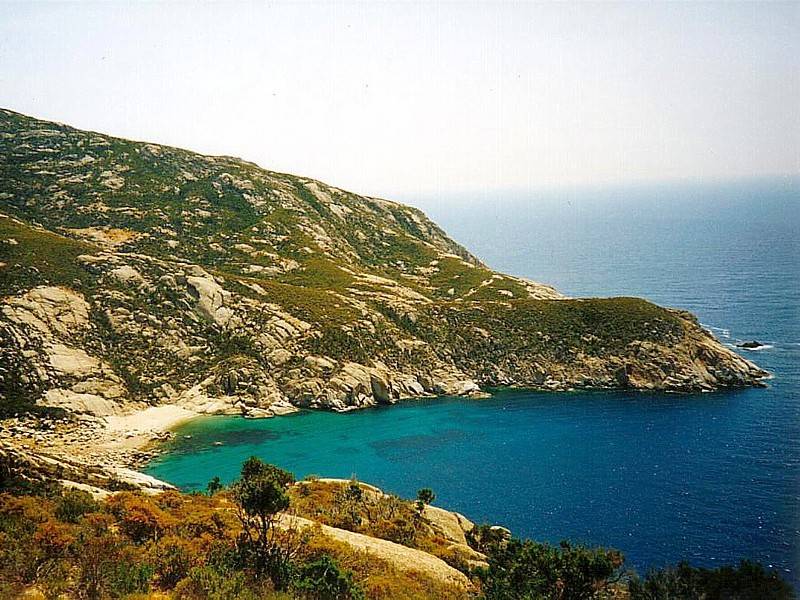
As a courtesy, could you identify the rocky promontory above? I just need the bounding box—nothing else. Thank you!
[0,108,768,474]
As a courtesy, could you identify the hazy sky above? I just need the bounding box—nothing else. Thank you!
[1,1,798,199]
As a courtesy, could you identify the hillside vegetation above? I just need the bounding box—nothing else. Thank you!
[0,458,793,600]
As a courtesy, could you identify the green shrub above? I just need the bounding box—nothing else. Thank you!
[477,538,623,600]
[207,476,224,496]
[466,523,509,554]
[415,488,435,512]
[74,514,124,599]
[231,457,297,589]
[294,554,364,600]
[369,517,416,547]
[175,565,260,600]
[55,489,99,523]
[153,536,193,588]
[109,561,153,597]
[628,560,795,600]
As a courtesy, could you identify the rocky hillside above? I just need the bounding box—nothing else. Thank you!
[0,108,768,421]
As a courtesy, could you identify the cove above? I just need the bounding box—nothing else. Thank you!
[145,386,798,584]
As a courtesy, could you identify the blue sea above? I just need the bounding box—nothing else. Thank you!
[145,177,800,585]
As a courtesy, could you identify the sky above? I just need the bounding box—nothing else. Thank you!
[1,1,798,200]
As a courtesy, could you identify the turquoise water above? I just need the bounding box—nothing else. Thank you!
[146,178,799,584]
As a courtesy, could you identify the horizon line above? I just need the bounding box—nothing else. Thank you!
[3,105,797,204]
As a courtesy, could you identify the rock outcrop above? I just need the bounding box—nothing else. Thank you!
[278,514,472,590]
[0,438,173,495]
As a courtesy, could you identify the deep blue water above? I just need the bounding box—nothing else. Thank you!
[146,177,799,584]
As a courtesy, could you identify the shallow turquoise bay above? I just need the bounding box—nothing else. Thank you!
[146,386,798,582]
[145,179,800,584]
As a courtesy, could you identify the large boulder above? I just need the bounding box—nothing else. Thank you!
[186,274,234,327]
[2,286,90,336]
[370,372,393,404]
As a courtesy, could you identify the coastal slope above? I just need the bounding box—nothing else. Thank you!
[0,107,767,428]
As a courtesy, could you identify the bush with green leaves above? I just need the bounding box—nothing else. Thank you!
[467,523,510,554]
[207,476,224,496]
[477,538,623,600]
[231,456,298,590]
[415,488,435,512]
[109,560,154,597]
[152,535,193,588]
[54,489,99,523]
[175,564,261,600]
[294,554,365,600]
[329,478,365,530]
[628,560,795,600]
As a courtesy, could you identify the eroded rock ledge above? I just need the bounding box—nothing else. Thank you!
[1,281,767,425]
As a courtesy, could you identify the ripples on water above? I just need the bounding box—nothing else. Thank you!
[146,178,800,585]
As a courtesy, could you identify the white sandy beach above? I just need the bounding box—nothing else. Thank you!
[105,404,199,436]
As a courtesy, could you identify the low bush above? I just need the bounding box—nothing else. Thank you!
[477,538,624,600]
[55,488,99,523]
[294,554,365,600]
[628,560,795,600]
[0,460,793,600]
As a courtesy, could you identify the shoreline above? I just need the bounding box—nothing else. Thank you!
[0,374,771,495]
[0,403,207,492]
[104,404,201,460]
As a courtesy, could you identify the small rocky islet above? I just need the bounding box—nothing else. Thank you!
[737,340,768,350]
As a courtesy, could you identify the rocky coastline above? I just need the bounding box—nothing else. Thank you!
[0,108,770,497]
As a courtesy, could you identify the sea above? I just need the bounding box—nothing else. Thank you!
[145,177,800,585]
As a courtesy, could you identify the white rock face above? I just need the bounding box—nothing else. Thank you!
[455,379,481,395]
[112,467,175,493]
[268,348,293,365]
[44,388,121,416]
[421,369,482,397]
[186,275,234,326]
[59,480,111,500]
[268,400,298,415]
[397,376,426,396]
[107,265,146,286]
[422,505,475,547]
[3,286,90,336]
[304,355,336,371]
[47,343,101,376]
[71,378,126,399]
[2,285,129,412]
